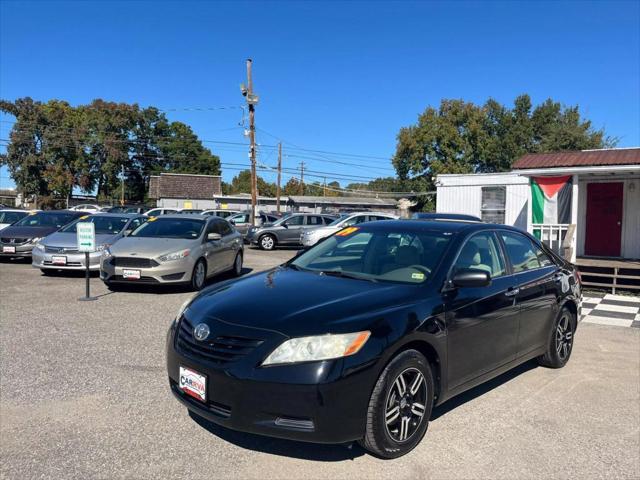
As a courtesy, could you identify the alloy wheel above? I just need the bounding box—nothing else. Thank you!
[556,313,573,360]
[260,236,274,250]
[384,367,428,443]
[194,261,206,288]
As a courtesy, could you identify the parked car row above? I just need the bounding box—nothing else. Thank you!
[0,209,244,291]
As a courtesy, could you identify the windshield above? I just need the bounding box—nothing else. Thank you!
[291,226,452,284]
[60,215,130,235]
[14,212,77,228]
[0,211,28,224]
[130,217,204,239]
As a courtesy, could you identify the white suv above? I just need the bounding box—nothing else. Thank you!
[300,212,398,247]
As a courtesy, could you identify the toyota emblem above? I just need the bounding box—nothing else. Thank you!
[193,323,210,341]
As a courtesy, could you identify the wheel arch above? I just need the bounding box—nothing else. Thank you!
[259,232,278,244]
[378,338,443,405]
[560,297,579,322]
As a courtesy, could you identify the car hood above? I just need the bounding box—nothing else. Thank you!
[0,225,59,239]
[187,267,421,337]
[42,231,121,248]
[109,236,199,257]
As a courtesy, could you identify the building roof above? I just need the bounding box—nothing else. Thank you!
[513,148,640,170]
[149,173,222,200]
[287,196,397,207]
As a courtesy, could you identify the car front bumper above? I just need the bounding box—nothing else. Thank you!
[166,320,375,444]
[0,243,35,257]
[100,256,194,285]
[32,249,102,270]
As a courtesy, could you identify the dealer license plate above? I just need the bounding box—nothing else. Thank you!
[122,269,141,280]
[179,366,206,402]
[2,246,16,253]
[51,255,67,265]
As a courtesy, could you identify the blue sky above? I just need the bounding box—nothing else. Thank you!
[1,0,639,192]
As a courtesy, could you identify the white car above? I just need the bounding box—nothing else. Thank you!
[0,209,33,231]
[300,212,399,247]
[69,203,102,213]
[145,207,178,216]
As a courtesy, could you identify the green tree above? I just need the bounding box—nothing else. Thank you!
[392,95,615,188]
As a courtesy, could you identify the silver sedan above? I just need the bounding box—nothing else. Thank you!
[100,215,243,290]
[32,213,146,273]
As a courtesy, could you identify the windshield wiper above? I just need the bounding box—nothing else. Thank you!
[317,270,377,283]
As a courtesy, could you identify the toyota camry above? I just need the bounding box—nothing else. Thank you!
[166,220,581,458]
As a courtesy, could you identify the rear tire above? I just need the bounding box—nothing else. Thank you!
[359,349,434,459]
[537,307,576,368]
[191,259,207,291]
[232,252,243,277]
[259,234,276,251]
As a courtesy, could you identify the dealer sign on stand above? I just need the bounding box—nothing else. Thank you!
[76,222,97,301]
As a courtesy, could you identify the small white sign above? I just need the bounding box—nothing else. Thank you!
[76,222,96,253]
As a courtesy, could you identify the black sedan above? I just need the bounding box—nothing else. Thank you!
[166,220,581,458]
[0,210,84,258]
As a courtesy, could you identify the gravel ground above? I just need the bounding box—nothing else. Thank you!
[1,248,639,480]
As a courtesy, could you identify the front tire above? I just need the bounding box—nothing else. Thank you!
[191,259,207,291]
[259,234,276,251]
[538,306,576,368]
[360,349,434,459]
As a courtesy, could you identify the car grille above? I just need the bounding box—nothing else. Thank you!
[176,316,264,364]
[1,237,29,245]
[110,257,159,268]
[45,246,80,254]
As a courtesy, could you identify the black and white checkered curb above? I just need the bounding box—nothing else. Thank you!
[581,293,640,328]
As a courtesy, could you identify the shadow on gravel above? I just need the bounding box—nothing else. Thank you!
[189,411,365,461]
[430,359,538,421]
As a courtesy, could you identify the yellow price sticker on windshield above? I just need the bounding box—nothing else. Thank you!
[148,216,157,222]
[412,272,425,280]
[336,227,359,237]
[79,215,89,220]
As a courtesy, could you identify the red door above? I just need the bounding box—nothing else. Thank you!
[584,182,623,257]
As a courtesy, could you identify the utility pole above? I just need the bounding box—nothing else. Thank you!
[299,161,305,195]
[120,165,125,206]
[276,142,282,213]
[241,59,259,225]
[323,177,327,197]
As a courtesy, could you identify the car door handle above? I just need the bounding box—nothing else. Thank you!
[504,287,520,297]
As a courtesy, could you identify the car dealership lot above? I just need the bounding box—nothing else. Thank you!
[1,250,639,479]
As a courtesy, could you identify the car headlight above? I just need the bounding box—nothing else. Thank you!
[262,331,371,366]
[158,249,190,263]
[101,247,113,259]
[33,242,45,252]
[96,243,111,252]
[29,237,43,245]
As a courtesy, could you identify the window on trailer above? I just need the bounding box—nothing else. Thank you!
[481,186,506,224]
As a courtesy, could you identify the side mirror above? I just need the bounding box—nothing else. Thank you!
[207,232,222,241]
[451,269,491,288]
[229,220,235,225]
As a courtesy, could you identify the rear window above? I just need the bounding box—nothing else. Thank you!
[130,218,204,239]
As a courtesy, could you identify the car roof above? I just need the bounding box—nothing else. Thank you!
[87,212,142,218]
[0,208,30,212]
[361,219,525,235]
[412,212,482,222]
[150,214,207,220]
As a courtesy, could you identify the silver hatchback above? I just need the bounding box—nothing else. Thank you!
[100,215,243,290]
